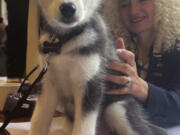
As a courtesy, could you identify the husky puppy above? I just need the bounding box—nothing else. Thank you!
[28,0,168,135]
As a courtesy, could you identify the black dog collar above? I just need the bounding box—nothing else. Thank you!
[41,24,87,54]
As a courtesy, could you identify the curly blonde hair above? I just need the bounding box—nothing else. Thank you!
[102,0,180,53]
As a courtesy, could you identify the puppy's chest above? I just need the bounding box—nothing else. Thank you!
[41,28,103,83]
[46,53,102,99]
[49,53,102,83]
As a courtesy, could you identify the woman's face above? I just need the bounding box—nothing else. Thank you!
[119,0,155,34]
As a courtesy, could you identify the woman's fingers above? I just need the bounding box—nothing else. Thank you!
[116,37,136,66]
[106,87,129,95]
[116,37,125,49]
[116,49,136,67]
[108,62,135,76]
[106,74,130,86]
[106,77,132,95]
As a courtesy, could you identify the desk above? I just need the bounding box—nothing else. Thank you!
[1,81,180,135]
[1,116,180,135]
[0,81,67,135]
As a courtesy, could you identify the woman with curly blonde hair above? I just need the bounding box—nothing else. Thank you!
[102,0,180,128]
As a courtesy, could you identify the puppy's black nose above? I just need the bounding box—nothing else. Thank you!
[60,3,76,19]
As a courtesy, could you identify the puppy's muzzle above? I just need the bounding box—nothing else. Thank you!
[60,2,76,23]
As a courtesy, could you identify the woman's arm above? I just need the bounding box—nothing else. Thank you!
[145,82,180,126]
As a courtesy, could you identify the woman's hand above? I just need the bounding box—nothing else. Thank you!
[106,38,149,101]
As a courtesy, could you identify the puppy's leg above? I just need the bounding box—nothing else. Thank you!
[28,81,58,135]
[62,117,73,135]
[50,116,73,135]
[70,89,99,135]
[71,78,103,135]
[104,101,138,135]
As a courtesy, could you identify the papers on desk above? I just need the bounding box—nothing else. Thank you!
[0,117,65,135]
[0,77,21,86]
[0,76,8,83]
[0,122,30,135]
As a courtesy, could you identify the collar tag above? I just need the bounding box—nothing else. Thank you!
[42,40,62,54]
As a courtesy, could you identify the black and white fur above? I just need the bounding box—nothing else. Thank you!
[28,0,168,135]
